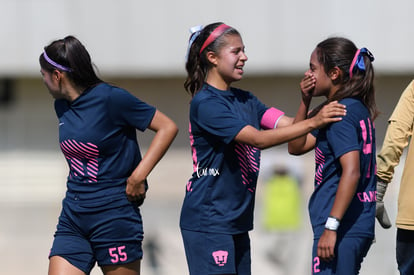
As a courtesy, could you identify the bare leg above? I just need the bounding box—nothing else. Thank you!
[48,256,86,275]
[101,259,141,275]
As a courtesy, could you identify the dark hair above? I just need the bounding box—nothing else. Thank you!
[39,35,103,89]
[184,22,240,97]
[315,37,378,120]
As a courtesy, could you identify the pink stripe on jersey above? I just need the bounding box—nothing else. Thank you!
[315,147,325,186]
[260,107,285,129]
[187,123,197,192]
[189,123,198,172]
[60,139,99,183]
[235,143,259,193]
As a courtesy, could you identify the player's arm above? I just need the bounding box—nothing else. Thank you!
[288,100,346,155]
[126,110,178,202]
[288,72,319,154]
[275,115,294,127]
[235,120,315,150]
[330,150,360,221]
[376,81,414,228]
[235,103,340,150]
[288,98,317,155]
[317,150,360,261]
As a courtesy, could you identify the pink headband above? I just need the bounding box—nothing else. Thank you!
[199,24,231,54]
[43,51,72,72]
[349,49,361,78]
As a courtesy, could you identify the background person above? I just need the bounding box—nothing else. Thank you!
[376,79,414,275]
[261,165,302,274]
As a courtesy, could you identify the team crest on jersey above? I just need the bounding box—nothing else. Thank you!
[212,250,228,266]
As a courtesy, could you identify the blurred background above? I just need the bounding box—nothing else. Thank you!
[0,0,411,274]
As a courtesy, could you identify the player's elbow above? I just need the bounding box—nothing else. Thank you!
[248,137,269,150]
[344,169,361,184]
[288,144,302,155]
[235,126,270,149]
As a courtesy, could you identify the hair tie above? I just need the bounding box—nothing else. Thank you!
[185,25,204,62]
[199,24,231,54]
[43,51,72,72]
[349,47,374,78]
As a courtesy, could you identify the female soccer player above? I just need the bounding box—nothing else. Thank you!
[40,35,178,275]
[180,22,346,275]
[289,37,378,274]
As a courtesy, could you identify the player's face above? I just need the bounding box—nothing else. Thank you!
[215,34,248,84]
[40,68,62,99]
[308,49,332,98]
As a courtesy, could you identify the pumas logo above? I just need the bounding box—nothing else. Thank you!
[212,250,228,266]
[59,122,64,126]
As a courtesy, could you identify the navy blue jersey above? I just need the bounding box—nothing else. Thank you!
[180,83,270,234]
[55,83,156,198]
[309,98,376,239]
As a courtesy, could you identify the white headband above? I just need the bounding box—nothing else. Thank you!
[185,25,204,62]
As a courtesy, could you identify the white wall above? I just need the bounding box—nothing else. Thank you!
[1,0,413,77]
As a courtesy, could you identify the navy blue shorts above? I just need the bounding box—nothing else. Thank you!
[181,229,251,275]
[311,236,373,275]
[49,193,144,274]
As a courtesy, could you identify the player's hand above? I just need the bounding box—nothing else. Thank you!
[300,71,316,102]
[126,177,147,206]
[313,101,346,128]
[318,229,337,262]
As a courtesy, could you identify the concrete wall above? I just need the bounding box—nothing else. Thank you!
[1,0,414,76]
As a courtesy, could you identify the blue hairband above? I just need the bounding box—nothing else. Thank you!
[349,48,374,78]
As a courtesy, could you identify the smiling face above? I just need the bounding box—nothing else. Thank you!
[206,34,248,90]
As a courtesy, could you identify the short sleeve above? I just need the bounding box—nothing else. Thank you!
[326,103,360,158]
[192,97,247,144]
[108,88,156,131]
